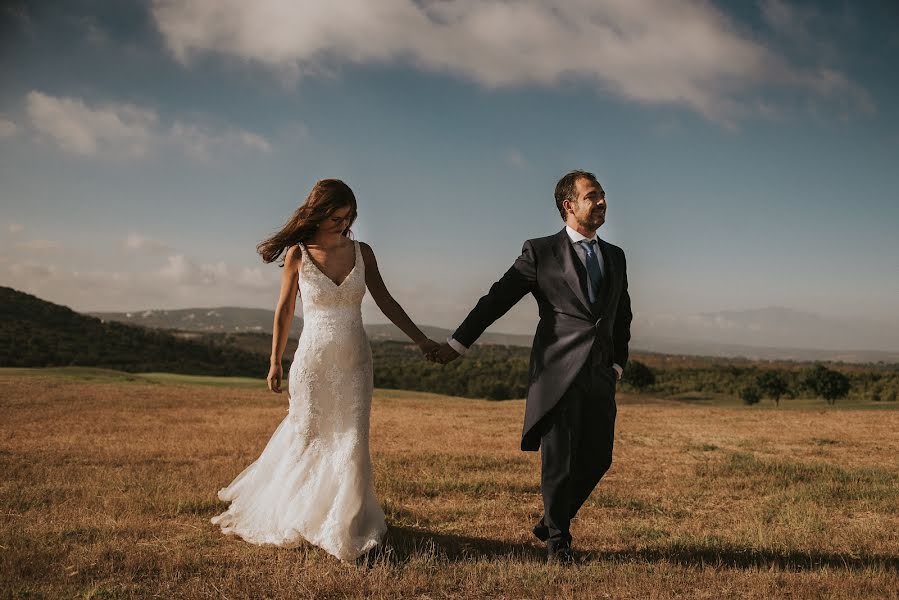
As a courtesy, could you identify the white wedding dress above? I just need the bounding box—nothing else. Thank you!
[211,240,386,561]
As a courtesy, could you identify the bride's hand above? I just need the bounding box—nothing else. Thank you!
[267,363,283,393]
[417,338,441,361]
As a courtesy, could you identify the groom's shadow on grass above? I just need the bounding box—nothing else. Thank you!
[376,526,898,572]
[583,546,899,573]
[377,526,543,564]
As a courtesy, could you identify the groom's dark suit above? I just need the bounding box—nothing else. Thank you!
[451,227,632,546]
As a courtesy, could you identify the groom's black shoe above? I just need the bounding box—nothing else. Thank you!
[546,541,575,566]
[532,521,549,542]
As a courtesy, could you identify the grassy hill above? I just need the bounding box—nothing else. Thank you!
[0,286,269,376]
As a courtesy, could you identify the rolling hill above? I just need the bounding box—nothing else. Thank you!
[1,286,269,376]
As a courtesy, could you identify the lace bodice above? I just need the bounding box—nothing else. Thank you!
[297,240,366,314]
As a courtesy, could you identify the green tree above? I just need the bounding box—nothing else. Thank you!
[756,370,789,407]
[623,360,655,390]
[804,364,851,405]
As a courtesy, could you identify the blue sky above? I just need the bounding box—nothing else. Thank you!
[1,1,898,350]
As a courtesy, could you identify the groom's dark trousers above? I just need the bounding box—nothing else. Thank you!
[539,337,617,546]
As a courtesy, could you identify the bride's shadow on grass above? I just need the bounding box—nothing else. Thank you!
[371,526,898,572]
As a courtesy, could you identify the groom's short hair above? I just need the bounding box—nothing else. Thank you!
[555,170,599,220]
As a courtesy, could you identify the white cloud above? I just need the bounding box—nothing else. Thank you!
[1,253,281,312]
[156,254,271,290]
[26,91,157,158]
[760,0,799,34]
[14,239,64,253]
[760,0,836,53]
[169,120,272,162]
[8,223,25,234]
[158,254,209,284]
[235,266,271,290]
[25,90,272,160]
[237,130,273,153]
[123,232,173,255]
[0,118,17,138]
[756,0,873,116]
[151,0,869,122]
[8,261,56,279]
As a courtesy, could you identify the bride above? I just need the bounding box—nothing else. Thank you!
[210,178,440,561]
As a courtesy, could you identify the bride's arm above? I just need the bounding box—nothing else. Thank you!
[360,242,435,353]
[268,246,301,392]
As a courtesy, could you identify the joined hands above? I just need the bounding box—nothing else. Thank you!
[417,338,460,365]
[417,338,441,359]
[430,343,460,365]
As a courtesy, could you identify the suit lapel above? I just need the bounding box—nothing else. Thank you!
[551,228,592,316]
[596,237,616,316]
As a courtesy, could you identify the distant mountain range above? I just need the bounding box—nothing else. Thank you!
[640,306,899,364]
[88,307,536,347]
[91,306,306,338]
[89,305,899,364]
[630,336,899,365]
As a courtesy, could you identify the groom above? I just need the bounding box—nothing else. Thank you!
[433,170,632,564]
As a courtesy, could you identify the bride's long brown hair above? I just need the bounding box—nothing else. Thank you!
[257,179,358,266]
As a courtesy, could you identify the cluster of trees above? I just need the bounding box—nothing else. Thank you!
[738,364,851,405]
[636,359,894,406]
[371,345,897,406]
[372,342,529,400]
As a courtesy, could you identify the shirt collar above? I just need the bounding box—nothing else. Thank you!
[565,225,599,245]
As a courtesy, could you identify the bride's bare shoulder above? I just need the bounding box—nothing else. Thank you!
[284,244,303,268]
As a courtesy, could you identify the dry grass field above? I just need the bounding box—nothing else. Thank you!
[2,367,898,599]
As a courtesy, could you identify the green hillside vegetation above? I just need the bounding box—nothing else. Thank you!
[1,287,269,377]
[172,332,899,405]
[3,286,897,405]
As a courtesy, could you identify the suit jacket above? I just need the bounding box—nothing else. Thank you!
[452,227,632,451]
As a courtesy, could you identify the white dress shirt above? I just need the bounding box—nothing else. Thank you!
[447,225,623,380]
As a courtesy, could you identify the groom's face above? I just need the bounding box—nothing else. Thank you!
[566,177,606,231]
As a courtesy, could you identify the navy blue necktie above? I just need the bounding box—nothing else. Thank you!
[578,239,602,303]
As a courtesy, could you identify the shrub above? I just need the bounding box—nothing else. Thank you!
[740,384,761,405]
[623,360,655,389]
